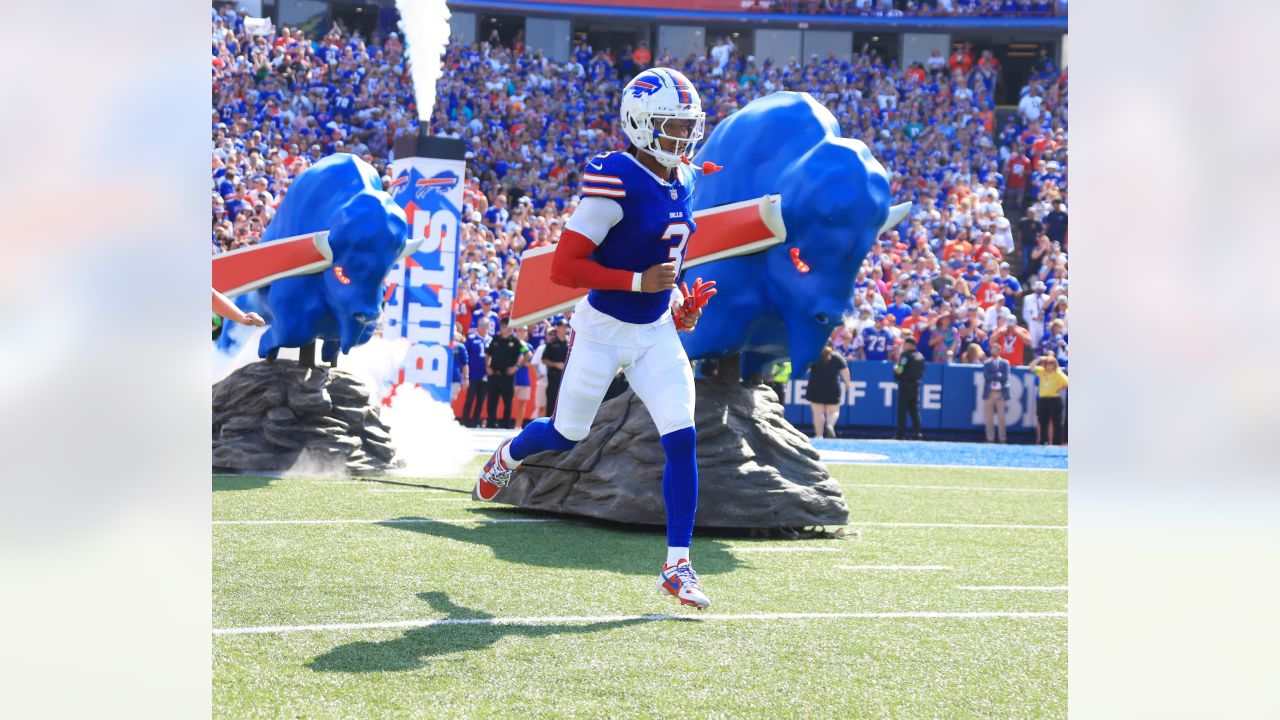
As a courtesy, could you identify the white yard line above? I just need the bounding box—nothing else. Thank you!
[366,486,471,491]
[730,547,844,553]
[854,462,1066,472]
[836,565,952,571]
[210,518,1063,530]
[213,610,1067,636]
[957,585,1068,591]
[212,518,556,526]
[842,482,1066,494]
[854,521,1067,530]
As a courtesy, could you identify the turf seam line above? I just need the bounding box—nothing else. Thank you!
[212,611,1068,636]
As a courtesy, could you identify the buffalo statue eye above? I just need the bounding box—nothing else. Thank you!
[332,266,352,285]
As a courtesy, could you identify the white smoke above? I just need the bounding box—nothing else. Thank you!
[395,0,452,123]
[345,334,472,478]
[214,330,472,479]
[212,323,268,384]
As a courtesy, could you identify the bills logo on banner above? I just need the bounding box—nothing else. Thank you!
[385,159,464,403]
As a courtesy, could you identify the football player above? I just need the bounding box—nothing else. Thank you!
[476,68,717,609]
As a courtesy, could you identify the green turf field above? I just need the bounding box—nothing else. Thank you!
[213,456,1067,719]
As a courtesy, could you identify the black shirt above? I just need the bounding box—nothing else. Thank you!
[1044,210,1068,244]
[1017,217,1043,248]
[805,354,847,404]
[486,334,527,373]
[542,336,569,371]
[895,350,926,385]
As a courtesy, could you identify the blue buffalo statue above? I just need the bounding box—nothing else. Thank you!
[682,92,909,379]
[220,153,413,364]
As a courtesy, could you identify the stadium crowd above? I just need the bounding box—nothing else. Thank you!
[211,4,1068,430]
[758,0,1061,17]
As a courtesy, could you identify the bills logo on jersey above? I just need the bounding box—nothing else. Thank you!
[630,75,662,98]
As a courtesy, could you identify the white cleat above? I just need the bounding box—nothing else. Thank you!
[657,559,711,610]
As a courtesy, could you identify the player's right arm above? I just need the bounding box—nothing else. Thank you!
[550,197,676,293]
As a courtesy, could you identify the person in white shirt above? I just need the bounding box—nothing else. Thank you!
[1018,89,1044,123]
[992,216,1015,253]
[710,38,731,76]
[1022,280,1049,344]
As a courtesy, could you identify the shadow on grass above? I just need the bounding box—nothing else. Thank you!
[308,591,674,672]
[212,475,274,492]
[377,511,744,577]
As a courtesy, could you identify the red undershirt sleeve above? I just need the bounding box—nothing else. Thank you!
[549,229,638,292]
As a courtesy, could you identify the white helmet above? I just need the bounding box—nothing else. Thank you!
[620,68,706,168]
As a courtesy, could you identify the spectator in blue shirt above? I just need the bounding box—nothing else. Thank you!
[452,330,469,402]
[860,314,894,361]
[471,297,499,333]
[462,317,492,427]
[885,290,913,325]
[996,261,1023,311]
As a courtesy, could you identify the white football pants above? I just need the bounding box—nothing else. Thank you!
[552,299,696,441]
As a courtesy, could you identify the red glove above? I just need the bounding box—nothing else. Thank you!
[673,277,717,331]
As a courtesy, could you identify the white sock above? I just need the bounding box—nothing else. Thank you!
[499,441,518,468]
[666,547,690,566]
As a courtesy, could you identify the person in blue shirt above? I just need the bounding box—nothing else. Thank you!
[471,297,499,333]
[996,262,1023,311]
[462,317,492,427]
[452,330,469,403]
[860,313,894,361]
[885,289,913,325]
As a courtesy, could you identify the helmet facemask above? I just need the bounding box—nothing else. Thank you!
[636,113,706,168]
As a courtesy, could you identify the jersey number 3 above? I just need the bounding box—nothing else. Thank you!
[662,222,692,274]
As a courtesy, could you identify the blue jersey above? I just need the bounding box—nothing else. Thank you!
[452,343,468,383]
[464,332,490,380]
[860,327,893,361]
[580,151,698,325]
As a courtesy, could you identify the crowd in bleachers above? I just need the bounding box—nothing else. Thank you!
[211,4,1067,375]
[756,0,1061,16]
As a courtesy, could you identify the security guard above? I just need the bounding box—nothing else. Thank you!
[485,318,530,429]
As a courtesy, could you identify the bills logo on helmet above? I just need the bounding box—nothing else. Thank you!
[415,170,460,199]
[630,75,662,98]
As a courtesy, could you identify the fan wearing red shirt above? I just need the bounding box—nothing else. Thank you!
[972,234,1003,264]
[975,278,1006,309]
[1006,148,1031,208]
[942,237,973,262]
[990,316,1033,365]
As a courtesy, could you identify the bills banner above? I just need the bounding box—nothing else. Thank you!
[386,136,466,403]
[782,361,1040,434]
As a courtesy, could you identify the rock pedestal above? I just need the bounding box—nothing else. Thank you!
[495,375,849,531]
[212,360,396,474]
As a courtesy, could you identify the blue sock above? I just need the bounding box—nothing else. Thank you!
[660,426,699,548]
[508,417,577,461]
